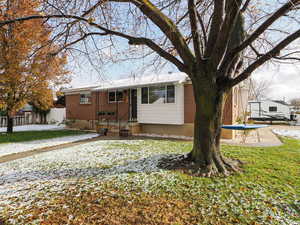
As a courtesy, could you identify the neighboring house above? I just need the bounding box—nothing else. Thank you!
[0,104,33,127]
[248,99,291,121]
[0,96,66,127]
[64,73,248,139]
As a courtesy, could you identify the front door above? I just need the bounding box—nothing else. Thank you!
[130,89,137,121]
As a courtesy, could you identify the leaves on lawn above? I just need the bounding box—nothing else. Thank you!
[0,139,299,225]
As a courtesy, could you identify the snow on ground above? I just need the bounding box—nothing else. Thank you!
[0,140,164,186]
[0,124,66,132]
[0,139,298,225]
[0,139,170,215]
[272,129,300,139]
[0,133,99,157]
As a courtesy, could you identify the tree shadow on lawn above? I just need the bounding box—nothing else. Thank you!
[0,153,189,185]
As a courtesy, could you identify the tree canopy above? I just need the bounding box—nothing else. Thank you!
[0,0,69,132]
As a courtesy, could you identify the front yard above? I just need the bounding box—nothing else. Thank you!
[0,137,299,224]
[0,129,88,144]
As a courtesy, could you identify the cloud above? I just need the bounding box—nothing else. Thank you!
[252,63,300,101]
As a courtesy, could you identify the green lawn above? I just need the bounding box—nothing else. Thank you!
[96,138,300,224]
[1,137,299,224]
[0,130,88,144]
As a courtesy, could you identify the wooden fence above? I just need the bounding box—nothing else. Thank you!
[0,116,32,128]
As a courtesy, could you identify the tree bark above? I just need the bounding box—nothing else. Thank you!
[188,76,240,176]
[6,114,13,133]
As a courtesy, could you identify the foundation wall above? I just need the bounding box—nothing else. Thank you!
[66,119,97,130]
[140,123,233,139]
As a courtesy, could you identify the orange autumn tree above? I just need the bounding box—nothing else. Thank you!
[31,88,54,124]
[0,0,69,133]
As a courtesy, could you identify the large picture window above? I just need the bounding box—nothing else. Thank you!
[149,86,165,104]
[108,90,123,103]
[80,93,91,104]
[141,85,175,104]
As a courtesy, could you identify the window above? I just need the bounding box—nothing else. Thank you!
[141,87,148,104]
[141,85,175,104]
[116,91,123,101]
[108,91,123,103]
[109,92,115,102]
[269,106,277,112]
[166,85,175,103]
[80,93,91,104]
[149,86,165,104]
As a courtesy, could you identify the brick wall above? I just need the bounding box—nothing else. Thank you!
[184,84,233,125]
[96,90,130,122]
[65,93,96,120]
[66,90,130,122]
[66,85,235,128]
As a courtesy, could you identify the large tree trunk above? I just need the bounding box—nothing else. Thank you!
[188,78,240,176]
[6,114,14,133]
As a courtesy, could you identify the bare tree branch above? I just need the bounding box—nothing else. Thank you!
[204,0,224,57]
[230,0,300,56]
[188,0,202,62]
[210,0,243,66]
[228,28,300,87]
[0,13,187,71]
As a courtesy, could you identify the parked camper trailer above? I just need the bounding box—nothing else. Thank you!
[248,100,293,122]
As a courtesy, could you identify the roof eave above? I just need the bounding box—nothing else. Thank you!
[93,79,188,91]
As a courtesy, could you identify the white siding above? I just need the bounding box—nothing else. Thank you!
[137,84,184,125]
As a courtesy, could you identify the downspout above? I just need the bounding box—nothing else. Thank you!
[116,89,119,131]
[96,91,99,130]
[129,89,131,121]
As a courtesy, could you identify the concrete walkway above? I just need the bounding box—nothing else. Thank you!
[1,126,291,164]
[0,136,105,164]
[221,126,283,147]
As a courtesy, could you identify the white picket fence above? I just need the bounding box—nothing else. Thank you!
[0,116,32,128]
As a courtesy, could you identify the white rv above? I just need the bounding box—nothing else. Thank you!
[248,100,291,121]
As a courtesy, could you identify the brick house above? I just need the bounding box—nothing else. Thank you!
[64,73,248,139]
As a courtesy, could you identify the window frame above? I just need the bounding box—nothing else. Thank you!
[141,84,176,105]
[108,90,124,103]
[79,92,92,104]
[269,106,277,112]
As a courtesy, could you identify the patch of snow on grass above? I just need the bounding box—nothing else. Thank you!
[0,133,99,157]
[0,124,66,133]
[0,139,173,221]
[0,140,163,191]
[272,129,300,139]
